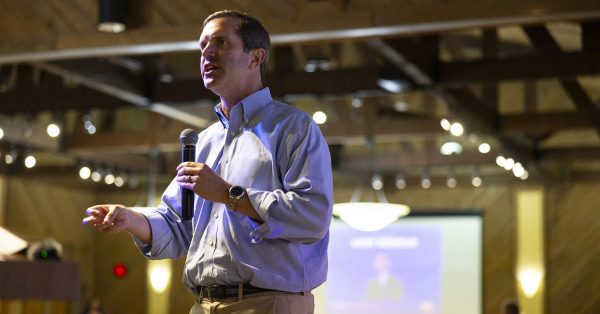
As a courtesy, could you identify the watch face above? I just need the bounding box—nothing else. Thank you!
[230,185,244,197]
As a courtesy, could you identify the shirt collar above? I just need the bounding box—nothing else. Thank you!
[213,87,273,129]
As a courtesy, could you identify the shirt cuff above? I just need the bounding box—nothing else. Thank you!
[131,210,170,257]
[246,188,277,241]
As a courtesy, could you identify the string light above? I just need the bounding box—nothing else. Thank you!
[79,166,92,180]
[312,111,327,124]
[24,154,36,168]
[478,142,491,154]
[420,170,431,189]
[449,122,464,136]
[46,123,61,138]
[446,168,457,188]
[394,173,406,190]
[91,169,103,182]
[371,173,383,191]
[471,167,482,187]
[5,149,17,165]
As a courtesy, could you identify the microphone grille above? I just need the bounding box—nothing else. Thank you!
[180,129,198,146]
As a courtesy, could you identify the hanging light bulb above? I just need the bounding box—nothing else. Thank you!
[79,166,92,180]
[104,168,115,185]
[113,170,127,187]
[394,173,406,190]
[512,162,525,178]
[503,158,515,171]
[91,168,103,182]
[351,96,363,108]
[312,111,327,124]
[420,170,431,189]
[46,123,61,138]
[471,167,482,187]
[83,114,97,135]
[478,142,491,154]
[4,149,17,165]
[24,154,36,168]
[449,122,464,136]
[0,127,4,140]
[114,176,125,187]
[446,168,457,188]
[520,170,529,180]
[440,118,451,131]
[496,155,506,167]
[371,173,383,191]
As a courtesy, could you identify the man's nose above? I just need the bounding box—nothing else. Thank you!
[202,43,217,58]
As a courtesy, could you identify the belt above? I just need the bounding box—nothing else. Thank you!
[197,284,274,300]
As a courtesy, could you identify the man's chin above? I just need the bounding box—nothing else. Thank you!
[203,80,223,95]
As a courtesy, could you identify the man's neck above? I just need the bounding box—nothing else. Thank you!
[219,84,262,119]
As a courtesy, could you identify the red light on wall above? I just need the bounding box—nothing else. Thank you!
[113,263,128,278]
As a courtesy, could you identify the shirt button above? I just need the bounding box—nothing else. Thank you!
[209,241,214,246]
[214,213,218,219]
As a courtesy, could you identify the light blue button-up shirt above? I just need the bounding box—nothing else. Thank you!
[134,87,333,294]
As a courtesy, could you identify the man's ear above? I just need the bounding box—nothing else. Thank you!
[250,48,266,69]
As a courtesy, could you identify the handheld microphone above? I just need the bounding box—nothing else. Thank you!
[180,129,198,220]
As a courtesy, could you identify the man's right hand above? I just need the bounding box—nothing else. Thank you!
[83,205,152,244]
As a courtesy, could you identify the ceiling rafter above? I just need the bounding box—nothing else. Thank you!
[31,61,208,127]
[364,27,543,176]
[523,24,600,134]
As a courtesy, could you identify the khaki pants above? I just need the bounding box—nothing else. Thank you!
[189,291,314,314]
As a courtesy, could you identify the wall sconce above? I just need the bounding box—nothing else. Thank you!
[98,0,129,33]
[148,259,171,294]
[518,267,543,298]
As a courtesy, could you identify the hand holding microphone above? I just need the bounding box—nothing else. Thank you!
[180,129,198,220]
[177,129,231,219]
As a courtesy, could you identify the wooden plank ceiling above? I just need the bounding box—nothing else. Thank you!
[0,0,599,186]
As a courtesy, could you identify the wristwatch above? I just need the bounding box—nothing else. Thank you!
[227,185,246,211]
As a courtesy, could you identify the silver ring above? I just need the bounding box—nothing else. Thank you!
[188,175,192,183]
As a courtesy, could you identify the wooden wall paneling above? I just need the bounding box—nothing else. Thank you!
[91,189,151,313]
[168,257,195,313]
[4,177,96,312]
[546,182,600,314]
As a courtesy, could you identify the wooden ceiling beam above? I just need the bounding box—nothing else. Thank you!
[523,24,600,133]
[154,67,381,103]
[499,112,596,134]
[64,110,595,153]
[0,66,130,114]
[438,50,600,85]
[33,60,211,126]
[2,5,600,64]
[3,50,600,114]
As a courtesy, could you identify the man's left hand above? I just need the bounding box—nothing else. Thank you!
[176,162,229,203]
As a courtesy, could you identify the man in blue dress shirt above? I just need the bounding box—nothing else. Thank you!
[83,10,333,314]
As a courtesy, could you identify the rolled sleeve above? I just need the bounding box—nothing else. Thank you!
[131,180,193,259]
[245,123,333,243]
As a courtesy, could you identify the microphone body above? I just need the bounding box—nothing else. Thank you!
[180,129,198,220]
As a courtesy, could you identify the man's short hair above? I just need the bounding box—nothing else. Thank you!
[203,10,271,81]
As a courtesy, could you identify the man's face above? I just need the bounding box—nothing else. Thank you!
[199,17,252,95]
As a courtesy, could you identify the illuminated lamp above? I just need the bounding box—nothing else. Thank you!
[98,0,129,33]
[333,184,410,232]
